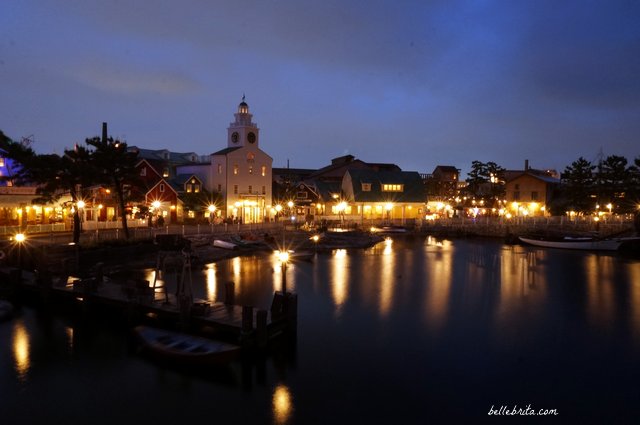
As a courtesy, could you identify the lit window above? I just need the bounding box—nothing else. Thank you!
[163,168,169,178]
[194,185,200,193]
[218,164,223,174]
[186,184,192,193]
[249,166,253,174]
[188,210,195,218]
[0,157,4,167]
[233,164,239,175]
[261,165,266,177]
[382,184,403,192]
[361,183,371,192]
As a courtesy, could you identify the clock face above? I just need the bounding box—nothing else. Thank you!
[231,132,239,143]
[247,132,256,144]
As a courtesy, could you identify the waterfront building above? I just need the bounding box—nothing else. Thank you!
[340,169,426,223]
[177,98,273,223]
[504,160,560,216]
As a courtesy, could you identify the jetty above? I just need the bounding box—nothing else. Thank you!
[0,234,298,350]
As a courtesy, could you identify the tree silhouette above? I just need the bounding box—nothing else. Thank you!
[85,135,140,239]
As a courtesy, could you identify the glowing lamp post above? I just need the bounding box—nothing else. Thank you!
[275,204,282,222]
[277,250,290,294]
[14,233,26,268]
[207,204,216,223]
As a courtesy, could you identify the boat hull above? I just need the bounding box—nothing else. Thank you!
[134,326,241,365]
[519,237,623,251]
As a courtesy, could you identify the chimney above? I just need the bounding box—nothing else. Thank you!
[524,159,529,171]
[102,122,108,143]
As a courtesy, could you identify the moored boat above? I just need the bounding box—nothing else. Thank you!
[289,251,315,262]
[370,225,408,234]
[519,236,640,251]
[213,239,238,250]
[133,325,241,365]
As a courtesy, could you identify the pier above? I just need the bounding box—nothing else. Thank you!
[0,235,298,349]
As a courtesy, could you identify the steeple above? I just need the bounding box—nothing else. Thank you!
[227,96,260,148]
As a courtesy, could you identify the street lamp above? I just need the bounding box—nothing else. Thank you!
[276,250,290,294]
[207,204,216,223]
[13,233,26,268]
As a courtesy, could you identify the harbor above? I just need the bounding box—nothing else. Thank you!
[3,235,640,424]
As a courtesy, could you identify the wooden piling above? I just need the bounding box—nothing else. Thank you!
[256,309,268,348]
[224,281,235,305]
[241,305,254,334]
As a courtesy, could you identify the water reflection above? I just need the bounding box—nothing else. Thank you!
[66,326,74,353]
[630,265,640,345]
[379,238,394,317]
[331,249,348,317]
[499,247,546,299]
[272,384,293,424]
[422,238,453,330]
[585,255,615,330]
[12,320,31,382]
[205,263,218,302]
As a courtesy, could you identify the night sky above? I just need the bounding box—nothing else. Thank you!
[1,0,639,175]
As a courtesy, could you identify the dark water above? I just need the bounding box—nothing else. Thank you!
[2,237,640,424]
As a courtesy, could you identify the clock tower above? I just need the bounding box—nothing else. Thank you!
[227,95,260,148]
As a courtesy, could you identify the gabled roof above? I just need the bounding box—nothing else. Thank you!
[345,169,425,203]
[433,165,459,173]
[172,173,202,186]
[135,159,163,178]
[302,179,342,202]
[211,147,242,156]
[129,146,202,164]
[147,179,179,196]
[506,172,560,185]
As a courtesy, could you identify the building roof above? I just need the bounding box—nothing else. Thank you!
[129,146,203,164]
[211,147,242,156]
[344,169,425,203]
[433,165,459,173]
[506,171,561,185]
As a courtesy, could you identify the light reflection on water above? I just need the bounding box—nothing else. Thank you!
[423,237,454,331]
[379,238,394,317]
[331,249,348,317]
[585,255,616,330]
[12,320,30,383]
[3,237,640,423]
[272,384,293,425]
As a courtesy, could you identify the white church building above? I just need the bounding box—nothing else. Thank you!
[178,98,273,223]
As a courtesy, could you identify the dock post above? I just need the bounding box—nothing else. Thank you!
[242,305,254,332]
[224,281,235,305]
[256,309,268,349]
[94,262,104,285]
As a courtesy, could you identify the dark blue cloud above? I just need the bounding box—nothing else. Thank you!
[0,0,638,176]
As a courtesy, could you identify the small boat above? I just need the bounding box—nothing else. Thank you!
[289,251,315,262]
[0,300,14,322]
[370,225,408,234]
[213,239,238,250]
[133,325,241,365]
[519,236,640,251]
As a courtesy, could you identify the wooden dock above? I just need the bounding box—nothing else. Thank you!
[1,266,297,348]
